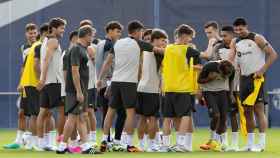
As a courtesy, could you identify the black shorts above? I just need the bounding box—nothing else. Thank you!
[40,83,62,109]
[190,94,196,112]
[88,88,97,108]
[65,91,88,115]
[25,86,40,116]
[20,94,29,117]
[240,75,266,106]
[109,82,137,109]
[136,92,160,116]
[96,87,109,108]
[162,92,193,117]
[203,91,229,117]
[228,91,239,113]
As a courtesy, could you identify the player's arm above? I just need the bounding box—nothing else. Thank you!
[96,52,114,90]
[62,52,68,85]
[37,39,58,90]
[254,35,278,77]
[71,47,84,102]
[34,44,41,79]
[186,47,203,70]
[137,40,165,54]
[98,53,113,81]
[228,38,237,63]
[138,53,143,81]
[72,66,82,93]
[200,38,216,59]
[17,57,27,92]
[198,63,219,84]
[87,45,96,63]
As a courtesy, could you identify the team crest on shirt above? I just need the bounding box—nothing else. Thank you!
[237,51,241,57]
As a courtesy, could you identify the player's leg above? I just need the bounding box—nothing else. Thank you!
[200,92,220,150]
[254,101,267,151]
[161,93,174,152]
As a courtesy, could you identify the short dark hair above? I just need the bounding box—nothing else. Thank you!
[143,29,152,38]
[25,23,37,32]
[233,17,247,26]
[151,29,168,42]
[39,23,49,34]
[128,20,144,34]
[177,24,195,37]
[204,21,219,30]
[78,25,93,38]
[80,19,93,27]
[69,30,78,41]
[105,21,123,33]
[221,25,234,33]
[49,17,66,32]
[219,60,234,76]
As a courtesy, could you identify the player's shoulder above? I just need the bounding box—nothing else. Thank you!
[21,43,31,51]
[47,36,59,46]
[213,39,223,47]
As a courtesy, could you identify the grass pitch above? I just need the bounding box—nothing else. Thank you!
[0,128,280,158]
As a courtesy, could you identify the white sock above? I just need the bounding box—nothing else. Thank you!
[24,132,32,146]
[102,134,108,142]
[58,142,67,151]
[113,139,121,144]
[80,142,91,151]
[139,137,145,148]
[48,131,57,147]
[220,133,228,146]
[210,130,217,141]
[155,132,161,144]
[231,132,239,147]
[15,130,24,144]
[144,134,148,140]
[185,133,192,151]
[259,133,266,148]
[90,131,96,142]
[43,133,49,147]
[38,137,44,148]
[126,134,133,146]
[247,133,255,148]
[148,139,156,149]
[121,132,127,145]
[162,135,170,147]
[175,132,179,144]
[31,136,37,147]
[177,134,185,146]
[76,133,80,141]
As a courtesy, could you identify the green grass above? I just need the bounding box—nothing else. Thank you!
[0,128,280,158]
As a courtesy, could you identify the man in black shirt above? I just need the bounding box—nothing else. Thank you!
[57,25,100,154]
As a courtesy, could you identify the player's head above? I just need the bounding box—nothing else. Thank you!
[143,29,152,43]
[221,26,234,45]
[128,20,145,40]
[204,21,219,39]
[105,21,123,41]
[69,30,78,45]
[233,17,249,38]
[78,25,93,46]
[219,60,234,77]
[39,23,49,38]
[151,29,168,47]
[49,17,66,38]
[176,24,195,44]
[25,23,38,44]
[80,19,93,27]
